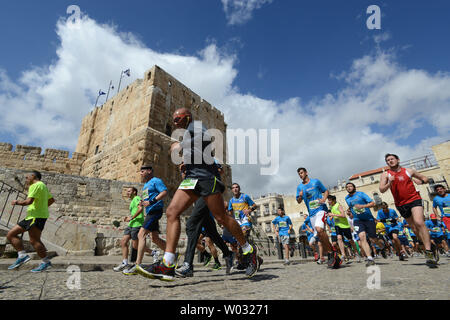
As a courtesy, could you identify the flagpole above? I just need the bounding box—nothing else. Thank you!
[105,80,112,102]
[117,71,124,94]
[94,93,100,108]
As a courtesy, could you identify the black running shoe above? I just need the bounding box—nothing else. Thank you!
[175,262,194,278]
[425,250,438,268]
[366,259,376,267]
[140,262,176,281]
[203,252,212,267]
[224,254,233,275]
[244,246,259,278]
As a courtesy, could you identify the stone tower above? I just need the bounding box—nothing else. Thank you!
[76,65,232,197]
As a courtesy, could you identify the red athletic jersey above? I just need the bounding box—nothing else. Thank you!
[387,167,422,206]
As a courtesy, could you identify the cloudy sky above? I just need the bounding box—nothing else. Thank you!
[0,0,449,196]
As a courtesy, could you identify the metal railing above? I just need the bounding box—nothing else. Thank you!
[0,181,27,230]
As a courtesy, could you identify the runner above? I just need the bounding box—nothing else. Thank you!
[404,220,421,256]
[126,165,168,275]
[138,108,259,281]
[325,213,338,255]
[425,214,450,257]
[300,215,320,262]
[432,184,450,231]
[114,187,145,272]
[228,183,262,269]
[327,195,359,263]
[379,153,438,267]
[272,206,293,265]
[347,210,364,261]
[7,170,55,272]
[377,202,407,260]
[296,167,340,268]
[345,182,386,266]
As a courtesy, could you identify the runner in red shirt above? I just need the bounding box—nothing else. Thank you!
[379,153,438,268]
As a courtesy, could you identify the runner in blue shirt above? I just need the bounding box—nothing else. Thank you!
[377,202,407,260]
[300,215,319,262]
[345,182,386,266]
[326,215,338,250]
[433,184,450,232]
[296,167,340,268]
[426,214,450,256]
[272,207,293,265]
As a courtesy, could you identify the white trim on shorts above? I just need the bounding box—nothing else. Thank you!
[310,210,326,230]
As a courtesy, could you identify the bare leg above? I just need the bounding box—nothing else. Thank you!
[121,235,131,261]
[6,225,25,252]
[28,227,47,259]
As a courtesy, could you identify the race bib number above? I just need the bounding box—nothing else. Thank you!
[234,210,240,220]
[432,227,440,233]
[279,221,287,228]
[331,227,336,233]
[309,200,320,210]
[354,226,360,232]
[386,219,392,225]
[178,179,198,190]
[354,207,365,214]
[444,207,450,214]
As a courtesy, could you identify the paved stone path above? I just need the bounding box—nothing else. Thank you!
[0,255,448,300]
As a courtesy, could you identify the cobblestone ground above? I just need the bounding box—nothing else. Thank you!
[0,256,448,300]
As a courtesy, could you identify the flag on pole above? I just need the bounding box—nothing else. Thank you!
[99,90,106,96]
[123,69,131,77]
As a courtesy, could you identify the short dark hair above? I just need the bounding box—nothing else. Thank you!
[231,183,240,188]
[434,184,445,190]
[278,206,284,211]
[327,195,336,202]
[31,170,41,180]
[297,167,307,173]
[130,187,138,194]
[346,182,356,190]
[385,153,399,161]
[140,165,153,170]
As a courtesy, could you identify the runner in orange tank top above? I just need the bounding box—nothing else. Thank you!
[379,153,438,268]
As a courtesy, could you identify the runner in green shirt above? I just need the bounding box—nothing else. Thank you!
[327,195,360,263]
[114,187,148,273]
[7,170,55,272]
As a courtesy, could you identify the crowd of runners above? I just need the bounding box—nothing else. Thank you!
[5,108,449,281]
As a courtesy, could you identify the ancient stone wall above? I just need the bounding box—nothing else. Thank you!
[0,143,86,176]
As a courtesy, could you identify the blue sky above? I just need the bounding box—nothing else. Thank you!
[0,0,449,194]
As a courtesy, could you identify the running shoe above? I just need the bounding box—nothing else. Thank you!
[113,262,129,272]
[175,262,194,278]
[31,261,52,273]
[123,264,138,275]
[314,252,319,262]
[151,250,161,264]
[380,247,387,259]
[283,260,290,266]
[224,254,233,275]
[8,255,31,270]
[365,259,376,267]
[425,250,438,268]
[203,252,212,267]
[244,246,259,278]
[212,262,222,270]
[399,253,407,261]
[145,262,175,281]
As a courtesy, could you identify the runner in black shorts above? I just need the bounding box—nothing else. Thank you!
[7,170,55,272]
[142,108,259,281]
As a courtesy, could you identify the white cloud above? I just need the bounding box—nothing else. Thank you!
[0,14,449,197]
[221,0,273,25]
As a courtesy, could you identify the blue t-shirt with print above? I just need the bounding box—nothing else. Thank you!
[425,220,445,238]
[272,215,292,237]
[326,216,337,236]
[142,177,167,213]
[345,191,374,221]
[433,194,450,218]
[296,179,328,217]
[377,208,400,232]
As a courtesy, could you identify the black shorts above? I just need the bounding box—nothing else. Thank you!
[331,235,338,243]
[396,199,423,219]
[124,226,141,240]
[411,236,418,243]
[431,236,444,244]
[18,218,47,232]
[354,219,377,239]
[186,177,225,197]
[388,229,399,239]
[335,226,353,240]
[399,237,409,246]
[143,210,163,232]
